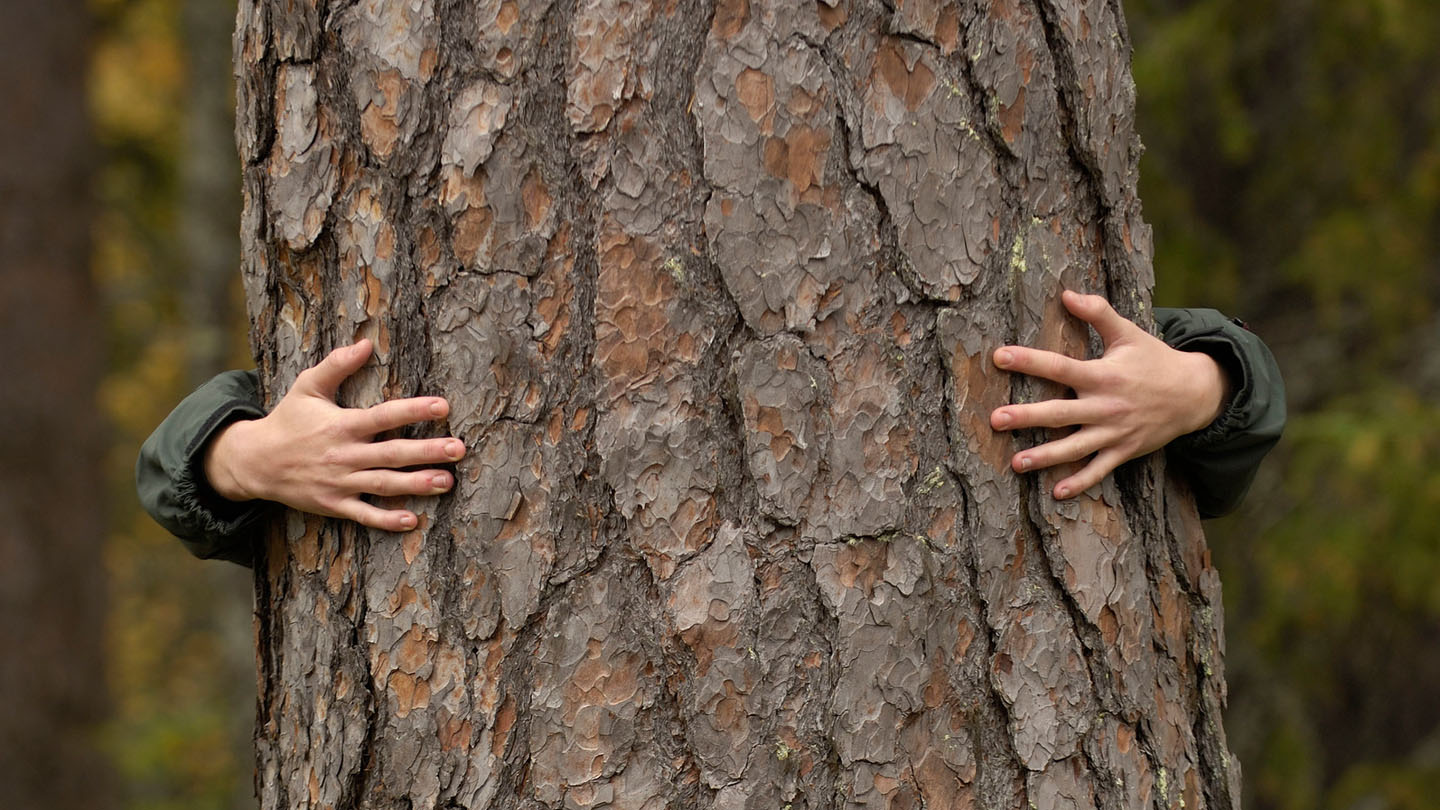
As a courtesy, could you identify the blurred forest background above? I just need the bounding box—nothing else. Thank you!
[10,0,1437,807]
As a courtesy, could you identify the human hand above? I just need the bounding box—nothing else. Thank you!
[203,340,466,531]
[990,290,1228,500]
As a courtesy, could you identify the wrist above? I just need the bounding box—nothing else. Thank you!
[203,418,260,502]
[1182,351,1229,434]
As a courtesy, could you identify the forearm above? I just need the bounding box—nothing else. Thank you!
[203,418,261,502]
[135,369,269,566]
[1156,308,1287,517]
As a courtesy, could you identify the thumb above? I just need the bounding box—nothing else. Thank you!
[1062,290,1139,348]
[294,340,372,399]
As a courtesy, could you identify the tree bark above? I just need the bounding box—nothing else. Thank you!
[236,1,1239,808]
[0,2,113,807]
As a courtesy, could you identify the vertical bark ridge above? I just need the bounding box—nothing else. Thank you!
[1028,0,1156,319]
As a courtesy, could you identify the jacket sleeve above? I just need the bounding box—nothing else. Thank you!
[1155,307,1286,519]
[135,369,271,567]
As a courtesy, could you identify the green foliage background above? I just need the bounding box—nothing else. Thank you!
[1130,1,1440,807]
[90,1,1440,808]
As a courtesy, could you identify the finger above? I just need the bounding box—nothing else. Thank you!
[1011,427,1114,472]
[1062,290,1140,349]
[331,498,419,532]
[993,345,1093,389]
[347,469,455,498]
[349,437,466,470]
[1053,448,1128,499]
[991,398,1107,431]
[354,396,450,437]
[294,340,373,399]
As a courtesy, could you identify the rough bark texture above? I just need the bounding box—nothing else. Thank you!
[0,2,113,807]
[236,1,1240,808]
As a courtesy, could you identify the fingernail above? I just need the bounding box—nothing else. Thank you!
[1056,486,1070,498]
[399,513,417,529]
[1018,456,1031,471]
[995,350,1013,368]
[430,473,451,491]
[445,440,464,459]
[994,411,1012,428]
[429,399,447,417]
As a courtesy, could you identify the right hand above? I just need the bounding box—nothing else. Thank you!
[203,340,465,531]
[989,291,1227,499]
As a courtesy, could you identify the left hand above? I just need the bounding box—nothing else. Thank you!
[203,340,465,531]
[990,290,1229,499]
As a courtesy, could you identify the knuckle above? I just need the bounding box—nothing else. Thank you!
[360,406,387,433]
[1015,406,1047,429]
[1045,403,1075,427]
[1051,358,1079,383]
[321,417,349,441]
[1100,398,1129,421]
[379,400,420,427]
[320,446,346,468]
[388,405,417,430]
[1065,439,1095,463]
[374,442,401,468]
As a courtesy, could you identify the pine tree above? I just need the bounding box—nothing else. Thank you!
[237,1,1238,807]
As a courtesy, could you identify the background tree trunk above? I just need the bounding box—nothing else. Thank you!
[183,0,247,383]
[181,2,263,807]
[236,0,1239,807]
[0,2,114,807]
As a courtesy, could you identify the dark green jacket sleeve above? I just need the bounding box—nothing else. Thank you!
[1155,307,1286,519]
[135,369,271,567]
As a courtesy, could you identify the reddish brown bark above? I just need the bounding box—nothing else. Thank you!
[238,1,1239,808]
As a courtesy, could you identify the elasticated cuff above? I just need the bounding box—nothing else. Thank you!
[173,399,272,547]
[136,369,270,566]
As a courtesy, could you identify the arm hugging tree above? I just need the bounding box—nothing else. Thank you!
[234,0,1242,807]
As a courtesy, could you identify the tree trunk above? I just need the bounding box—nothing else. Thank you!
[236,1,1239,808]
[0,2,113,807]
